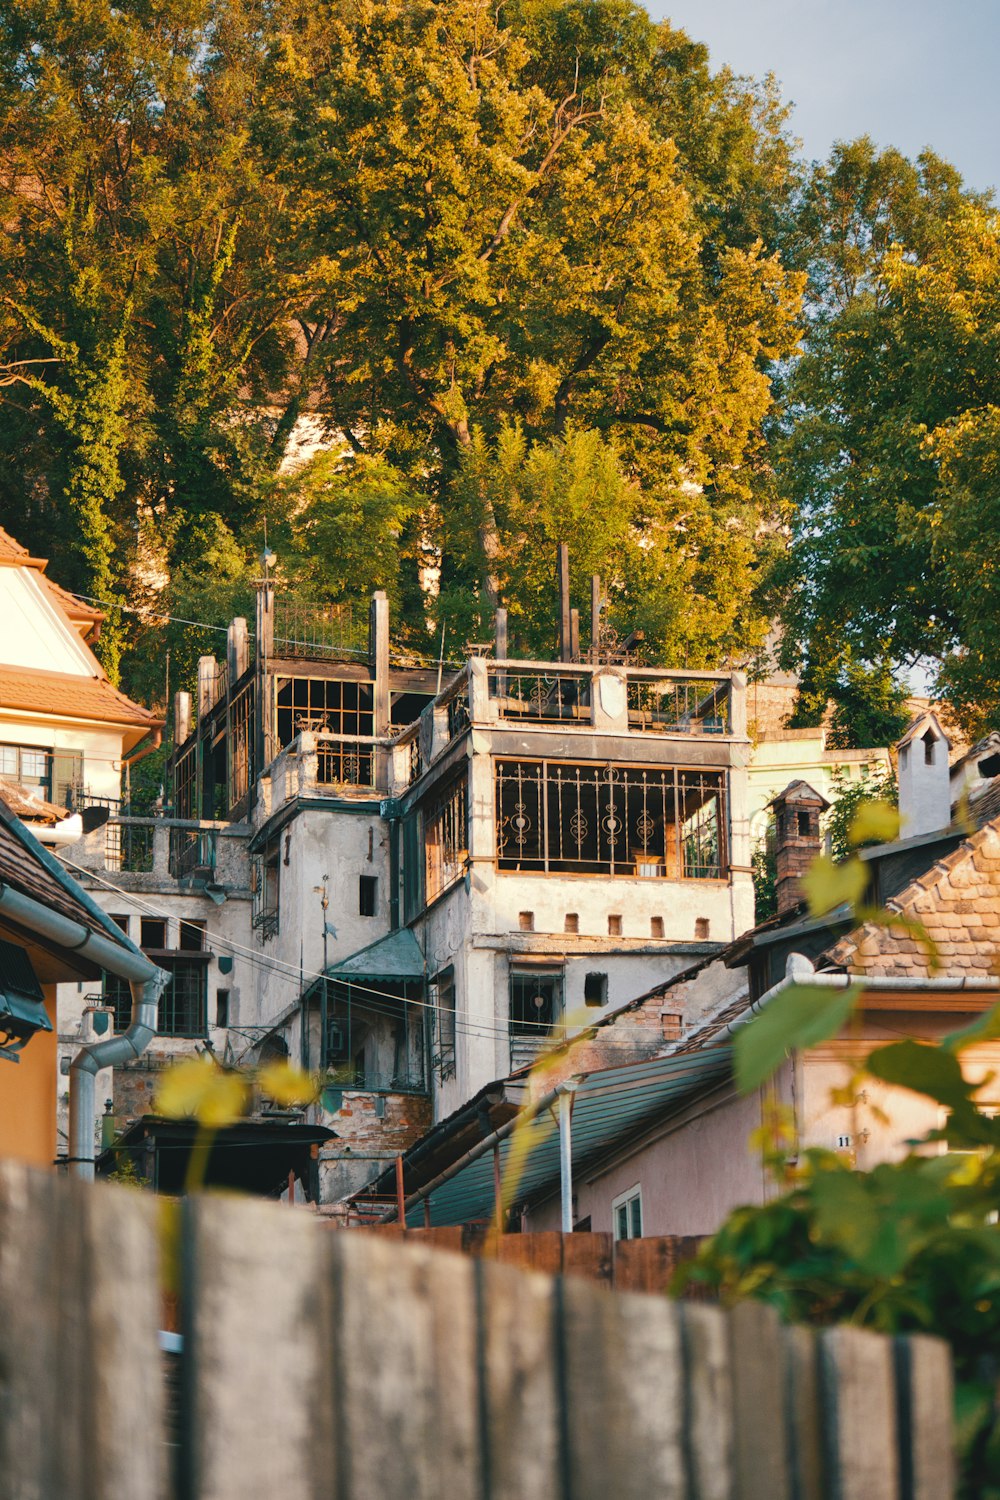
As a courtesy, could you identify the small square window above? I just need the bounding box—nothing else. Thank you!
[564,913,579,934]
[359,875,378,917]
[140,918,167,950]
[110,914,130,936]
[179,919,206,952]
[608,914,622,937]
[695,917,710,940]
[584,972,607,1007]
[650,916,664,939]
[518,911,534,932]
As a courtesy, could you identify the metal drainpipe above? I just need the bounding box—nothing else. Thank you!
[0,881,168,1181]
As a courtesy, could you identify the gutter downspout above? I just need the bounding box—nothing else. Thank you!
[0,882,168,1181]
[122,726,163,771]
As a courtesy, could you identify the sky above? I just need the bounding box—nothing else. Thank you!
[646,0,999,197]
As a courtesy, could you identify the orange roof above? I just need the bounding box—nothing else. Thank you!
[0,525,45,568]
[1,665,161,734]
[0,778,68,823]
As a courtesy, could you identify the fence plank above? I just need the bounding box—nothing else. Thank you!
[331,1234,479,1500]
[561,1231,613,1284]
[561,1276,688,1500]
[614,1235,680,1292]
[820,1326,901,1500]
[784,1324,825,1500]
[894,1334,955,1500]
[729,1301,791,1500]
[0,1163,166,1500]
[495,1230,564,1276]
[180,1194,333,1500]
[681,1303,735,1500]
[477,1260,561,1500]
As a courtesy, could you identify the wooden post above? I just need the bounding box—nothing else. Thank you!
[174,689,191,746]
[820,1326,900,1500]
[423,1196,432,1229]
[494,1141,503,1234]
[395,1152,406,1226]
[569,607,580,663]
[494,606,508,662]
[371,590,390,789]
[729,1301,791,1499]
[558,543,571,662]
[255,583,274,770]
[227,616,249,684]
[590,574,601,657]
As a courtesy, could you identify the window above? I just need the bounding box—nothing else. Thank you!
[923,730,936,766]
[359,876,378,917]
[109,914,130,937]
[650,916,664,939]
[584,972,607,1007]
[608,914,622,936]
[564,913,579,934]
[433,967,456,1080]
[179,919,206,952]
[0,744,80,805]
[140,918,167,949]
[509,970,563,1037]
[495,760,727,879]
[518,911,534,932]
[252,844,280,939]
[105,972,132,1031]
[797,811,812,837]
[695,917,710,940]
[424,773,468,904]
[216,989,230,1028]
[158,959,208,1037]
[612,1185,643,1241]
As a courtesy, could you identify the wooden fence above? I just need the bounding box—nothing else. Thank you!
[0,1162,955,1500]
[348,1223,707,1293]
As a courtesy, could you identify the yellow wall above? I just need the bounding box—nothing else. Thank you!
[0,987,57,1168]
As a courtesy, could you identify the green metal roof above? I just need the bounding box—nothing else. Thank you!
[328,927,425,981]
[405,1046,734,1227]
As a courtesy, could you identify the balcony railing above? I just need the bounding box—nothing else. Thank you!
[169,827,218,879]
[272,598,369,660]
[488,668,592,724]
[626,675,731,734]
[315,734,376,788]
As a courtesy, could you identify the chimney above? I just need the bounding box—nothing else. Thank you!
[769,780,830,916]
[897,712,952,837]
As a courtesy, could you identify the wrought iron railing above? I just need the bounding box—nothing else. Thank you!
[271,598,369,660]
[169,827,218,879]
[488,669,592,723]
[315,735,376,788]
[105,820,155,874]
[626,675,730,734]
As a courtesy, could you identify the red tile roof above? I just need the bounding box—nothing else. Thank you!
[1,664,161,732]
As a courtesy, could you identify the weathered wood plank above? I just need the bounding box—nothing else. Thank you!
[561,1231,613,1284]
[894,1334,955,1500]
[614,1235,680,1293]
[0,1163,166,1500]
[477,1260,561,1500]
[729,1301,791,1500]
[784,1324,825,1500]
[495,1229,564,1276]
[179,1193,333,1500]
[405,1225,464,1253]
[331,1233,479,1500]
[681,1302,735,1500]
[820,1325,901,1500]
[561,1276,687,1500]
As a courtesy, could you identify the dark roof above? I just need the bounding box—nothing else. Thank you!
[97,1116,336,1197]
[0,795,145,954]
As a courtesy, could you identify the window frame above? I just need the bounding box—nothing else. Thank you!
[611,1184,643,1241]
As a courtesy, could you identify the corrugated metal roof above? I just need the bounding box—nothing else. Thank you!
[405,1047,733,1227]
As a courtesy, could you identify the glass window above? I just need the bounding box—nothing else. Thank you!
[140,918,167,949]
[424,773,468,904]
[612,1185,643,1241]
[158,958,207,1037]
[359,876,378,917]
[495,760,727,878]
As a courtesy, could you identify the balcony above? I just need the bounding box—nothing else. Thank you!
[64,815,248,888]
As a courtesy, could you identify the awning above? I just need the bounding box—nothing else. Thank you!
[327,927,425,981]
[358,1047,734,1227]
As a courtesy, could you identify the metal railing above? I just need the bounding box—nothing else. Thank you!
[626,675,731,734]
[169,827,218,879]
[105,820,154,874]
[315,734,377,788]
[272,598,369,660]
[488,668,592,723]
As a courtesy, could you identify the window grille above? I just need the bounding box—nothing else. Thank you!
[316,738,374,787]
[157,959,208,1037]
[509,969,564,1069]
[433,968,457,1080]
[173,743,198,821]
[424,773,468,904]
[495,760,727,879]
[626,677,730,734]
[276,676,374,746]
[252,845,280,939]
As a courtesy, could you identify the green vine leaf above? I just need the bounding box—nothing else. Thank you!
[734,983,864,1094]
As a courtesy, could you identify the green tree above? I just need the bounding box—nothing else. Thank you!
[776,140,998,735]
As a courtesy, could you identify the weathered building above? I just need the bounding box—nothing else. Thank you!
[63,568,756,1202]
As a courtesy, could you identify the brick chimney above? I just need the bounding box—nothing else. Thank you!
[769,780,830,916]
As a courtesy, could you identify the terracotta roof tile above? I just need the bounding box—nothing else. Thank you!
[0,779,67,823]
[0,664,160,730]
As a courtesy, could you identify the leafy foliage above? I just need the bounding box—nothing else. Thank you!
[681,802,1000,1496]
[824,765,897,864]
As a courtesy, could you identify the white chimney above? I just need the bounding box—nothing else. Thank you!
[896,712,952,837]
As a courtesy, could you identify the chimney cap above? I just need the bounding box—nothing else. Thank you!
[896,710,952,753]
[766,779,831,813]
